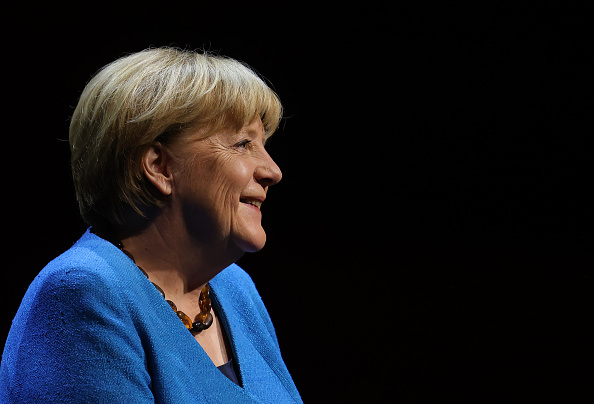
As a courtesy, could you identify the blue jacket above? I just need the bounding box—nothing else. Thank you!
[1,230,302,403]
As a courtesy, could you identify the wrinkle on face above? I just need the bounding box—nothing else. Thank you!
[166,118,277,254]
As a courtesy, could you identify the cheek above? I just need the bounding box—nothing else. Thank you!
[174,148,257,242]
[207,157,253,217]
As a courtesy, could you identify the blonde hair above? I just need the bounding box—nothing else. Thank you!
[69,47,282,230]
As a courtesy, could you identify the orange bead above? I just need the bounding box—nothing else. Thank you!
[176,311,193,330]
[195,311,208,323]
[199,299,211,313]
[202,313,213,329]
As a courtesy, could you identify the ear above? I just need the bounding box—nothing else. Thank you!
[142,142,173,196]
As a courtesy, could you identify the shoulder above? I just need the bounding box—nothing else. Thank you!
[25,230,134,306]
[7,229,147,349]
[8,231,134,339]
[1,230,154,401]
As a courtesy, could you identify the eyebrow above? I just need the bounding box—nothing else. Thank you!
[245,128,269,145]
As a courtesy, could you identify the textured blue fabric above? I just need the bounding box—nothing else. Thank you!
[0,229,302,403]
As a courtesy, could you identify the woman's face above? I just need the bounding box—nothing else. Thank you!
[168,118,282,255]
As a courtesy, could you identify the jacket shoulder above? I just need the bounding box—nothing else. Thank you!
[0,231,153,402]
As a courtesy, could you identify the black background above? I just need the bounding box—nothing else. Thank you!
[2,2,592,402]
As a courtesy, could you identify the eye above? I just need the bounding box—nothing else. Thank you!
[233,139,252,149]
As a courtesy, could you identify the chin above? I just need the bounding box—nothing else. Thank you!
[233,229,267,253]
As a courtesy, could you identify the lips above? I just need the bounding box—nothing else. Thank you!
[240,197,264,209]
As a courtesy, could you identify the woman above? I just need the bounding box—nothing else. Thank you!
[0,48,302,403]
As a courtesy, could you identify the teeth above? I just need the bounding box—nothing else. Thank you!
[242,199,262,208]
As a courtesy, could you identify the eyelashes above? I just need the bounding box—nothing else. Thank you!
[233,139,252,149]
[232,138,269,152]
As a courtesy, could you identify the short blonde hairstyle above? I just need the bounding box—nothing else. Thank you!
[69,47,282,231]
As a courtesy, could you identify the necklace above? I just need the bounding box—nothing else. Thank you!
[110,237,213,334]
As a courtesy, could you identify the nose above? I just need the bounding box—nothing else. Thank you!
[254,151,282,188]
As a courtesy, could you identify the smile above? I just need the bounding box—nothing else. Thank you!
[240,198,263,209]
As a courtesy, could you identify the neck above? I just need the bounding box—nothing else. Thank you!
[117,209,242,301]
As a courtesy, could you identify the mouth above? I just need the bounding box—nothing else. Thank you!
[240,198,263,210]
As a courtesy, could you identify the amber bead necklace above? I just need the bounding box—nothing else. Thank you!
[111,237,214,334]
